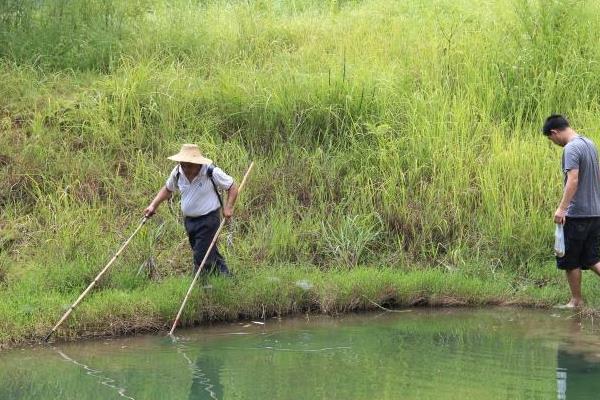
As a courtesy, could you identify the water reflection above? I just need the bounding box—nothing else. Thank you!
[556,318,600,400]
[54,347,136,400]
[188,353,223,400]
[176,343,223,400]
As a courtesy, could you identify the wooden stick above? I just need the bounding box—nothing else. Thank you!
[169,162,254,336]
[44,217,148,342]
[361,295,413,313]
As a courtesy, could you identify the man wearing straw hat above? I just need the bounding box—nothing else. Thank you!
[144,144,239,276]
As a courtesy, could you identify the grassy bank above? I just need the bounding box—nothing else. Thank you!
[2,0,600,348]
[0,265,585,349]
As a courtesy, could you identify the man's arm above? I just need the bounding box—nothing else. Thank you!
[555,169,579,224]
[144,186,172,217]
[222,183,239,219]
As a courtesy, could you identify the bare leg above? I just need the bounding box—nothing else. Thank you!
[590,262,600,278]
[564,268,584,307]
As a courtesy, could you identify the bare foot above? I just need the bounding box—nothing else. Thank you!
[554,299,584,309]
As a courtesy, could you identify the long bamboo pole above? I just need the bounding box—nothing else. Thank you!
[44,217,148,342]
[169,162,254,336]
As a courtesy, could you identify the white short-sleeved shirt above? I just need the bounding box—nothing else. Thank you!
[165,164,234,217]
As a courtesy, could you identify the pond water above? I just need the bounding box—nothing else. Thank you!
[2,308,600,400]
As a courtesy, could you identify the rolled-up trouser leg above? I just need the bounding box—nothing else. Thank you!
[184,210,229,275]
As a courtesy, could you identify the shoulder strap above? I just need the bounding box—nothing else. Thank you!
[207,164,224,208]
[175,169,180,187]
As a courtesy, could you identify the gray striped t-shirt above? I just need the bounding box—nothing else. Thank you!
[562,136,600,217]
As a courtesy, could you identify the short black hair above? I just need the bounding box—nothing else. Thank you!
[542,114,570,136]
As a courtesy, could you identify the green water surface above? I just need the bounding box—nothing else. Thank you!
[2,308,599,400]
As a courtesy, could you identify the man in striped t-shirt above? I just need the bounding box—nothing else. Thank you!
[144,144,239,276]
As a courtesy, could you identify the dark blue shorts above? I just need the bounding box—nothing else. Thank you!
[556,217,600,270]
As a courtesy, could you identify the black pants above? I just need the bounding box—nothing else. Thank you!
[184,209,229,275]
[557,217,600,270]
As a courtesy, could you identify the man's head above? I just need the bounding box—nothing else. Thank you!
[543,114,573,147]
[180,161,202,177]
[167,144,211,180]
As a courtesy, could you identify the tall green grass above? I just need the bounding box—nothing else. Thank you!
[2,0,600,344]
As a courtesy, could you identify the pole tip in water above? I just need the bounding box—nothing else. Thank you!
[167,332,178,343]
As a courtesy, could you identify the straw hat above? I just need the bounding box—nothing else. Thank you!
[167,144,212,165]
